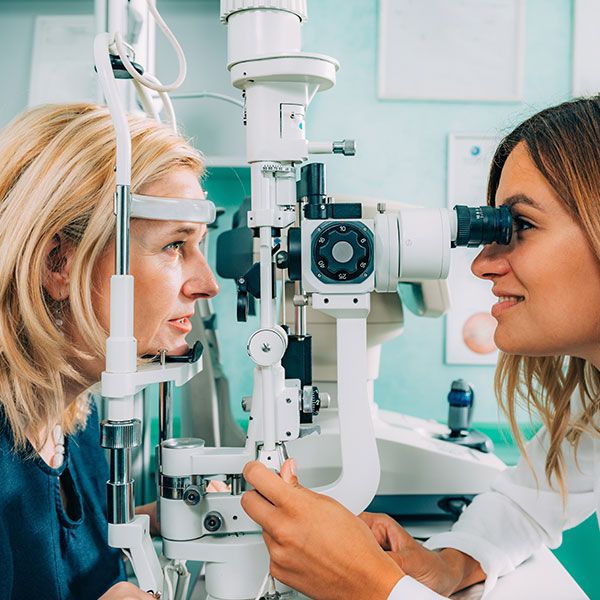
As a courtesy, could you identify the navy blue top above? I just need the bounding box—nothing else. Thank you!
[0,401,127,600]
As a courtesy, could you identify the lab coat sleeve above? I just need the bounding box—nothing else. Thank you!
[387,576,447,599]
[422,427,596,597]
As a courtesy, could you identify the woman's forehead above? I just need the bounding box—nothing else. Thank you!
[138,167,203,198]
[496,144,561,211]
[131,219,207,237]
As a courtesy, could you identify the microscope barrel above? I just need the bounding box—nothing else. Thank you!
[394,204,511,282]
[396,208,453,280]
[224,6,302,68]
[452,204,512,247]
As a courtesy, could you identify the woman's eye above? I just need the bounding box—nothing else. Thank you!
[513,216,534,233]
[163,240,185,258]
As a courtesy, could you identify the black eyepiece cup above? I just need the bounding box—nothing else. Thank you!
[453,205,512,248]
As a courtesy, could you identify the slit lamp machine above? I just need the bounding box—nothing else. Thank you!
[94,1,513,598]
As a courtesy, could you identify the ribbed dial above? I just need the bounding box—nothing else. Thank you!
[454,205,472,247]
[221,0,308,21]
[100,419,142,449]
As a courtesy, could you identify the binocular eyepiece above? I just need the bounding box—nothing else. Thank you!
[453,205,512,248]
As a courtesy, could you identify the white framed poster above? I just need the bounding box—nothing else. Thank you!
[446,133,501,365]
[378,0,525,102]
[29,15,97,107]
[572,0,600,96]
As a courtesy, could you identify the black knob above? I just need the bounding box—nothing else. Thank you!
[311,222,373,283]
[311,387,321,416]
[183,486,202,506]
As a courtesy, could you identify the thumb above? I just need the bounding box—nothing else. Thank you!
[280,457,298,485]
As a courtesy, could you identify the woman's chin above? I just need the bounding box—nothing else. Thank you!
[168,342,192,356]
[138,340,191,358]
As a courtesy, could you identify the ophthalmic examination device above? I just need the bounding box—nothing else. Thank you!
[93,1,513,598]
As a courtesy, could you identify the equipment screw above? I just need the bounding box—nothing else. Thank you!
[262,343,271,353]
[183,486,202,506]
[204,511,224,532]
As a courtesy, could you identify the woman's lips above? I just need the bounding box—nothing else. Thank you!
[491,298,524,318]
[168,316,192,333]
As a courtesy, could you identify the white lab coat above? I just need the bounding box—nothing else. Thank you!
[387,424,599,599]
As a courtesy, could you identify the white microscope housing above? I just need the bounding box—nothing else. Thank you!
[95,2,513,599]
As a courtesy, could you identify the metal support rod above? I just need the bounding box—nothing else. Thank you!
[115,184,131,275]
[159,380,174,444]
[101,419,141,525]
[111,447,130,483]
[295,199,307,336]
[230,474,243,495]
[107,448,134,524]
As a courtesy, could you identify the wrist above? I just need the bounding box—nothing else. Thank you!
[439,548,485,594]
[371,555,405,600]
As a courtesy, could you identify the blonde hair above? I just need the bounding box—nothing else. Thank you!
[489,97,600,498]
[0,103,204,452]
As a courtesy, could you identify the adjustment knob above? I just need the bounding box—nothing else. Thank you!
[311,221,374,283]
[311,387,321,416]
[100,420,142,449]
[183,485,203,506]
[204,511,224,532]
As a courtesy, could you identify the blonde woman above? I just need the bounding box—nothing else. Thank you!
[0,104,219,599]
[242,96,600,599]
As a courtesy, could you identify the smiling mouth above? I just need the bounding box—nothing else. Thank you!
[496,296,525,304]
[168,316,193,333]
[492,296,524,318]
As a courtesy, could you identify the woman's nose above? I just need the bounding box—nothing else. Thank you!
[182,253,220,299]
[471,243,510,281]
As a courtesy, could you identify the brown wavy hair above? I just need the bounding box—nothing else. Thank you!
[0,103,204,453]
[489,97,600,498]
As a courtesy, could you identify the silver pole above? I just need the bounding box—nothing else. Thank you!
[159,380,174,443]
[295,199,307,336]
[101,419,141,524]
[114,184,130,275]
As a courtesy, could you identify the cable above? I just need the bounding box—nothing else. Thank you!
[162,562,175,600]
[267,575,277,595]
[170,91,244,108]
[113,0,187,93]
[254,571,271,600]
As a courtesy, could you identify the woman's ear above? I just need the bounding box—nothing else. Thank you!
[42,233,75,301]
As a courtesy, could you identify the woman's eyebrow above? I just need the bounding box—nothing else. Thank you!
[501,194,542,210]
[159,224,202,236]
[171,226,197,235]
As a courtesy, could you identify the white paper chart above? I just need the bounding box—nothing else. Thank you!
[29,15,97,107]
[446,134,501,365]
[378,0,525,102]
